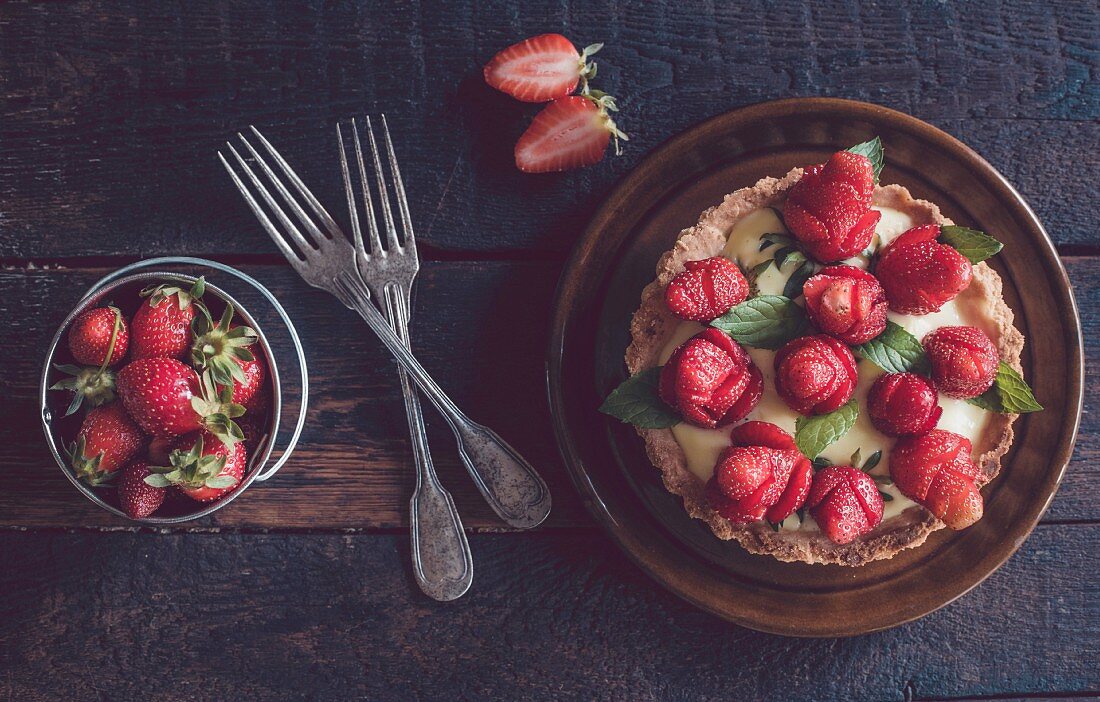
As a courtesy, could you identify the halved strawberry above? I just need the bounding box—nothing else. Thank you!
[514,94,628,173]
[484,34,602,103]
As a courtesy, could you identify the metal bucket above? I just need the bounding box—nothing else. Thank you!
[39,257,308,524]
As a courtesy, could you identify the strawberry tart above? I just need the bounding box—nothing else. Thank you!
[600,139,1042,566]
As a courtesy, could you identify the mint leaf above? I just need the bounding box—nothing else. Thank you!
[938,226,1003,264]
[709,295,809,350]
[782,260,815,300]
[854,321,929,374]
[599,367,680,428]
[967,362,1043,413]
[847,137,884,183]
[795,399,859,459]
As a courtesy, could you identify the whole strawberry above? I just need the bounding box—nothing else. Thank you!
[658,328,763,429]
[664,257,749,322]
[130,278,205,360]
[118,460,166,519]
[784,151,881,263]
[147,432,246,503]
[117,358,245,444]
[66,402,144,485]
[867,372,942,436]
[191,306,261,404]
[514,93,628,173]
[807,465,884,545]
[876,225,972,314]
[68,306,129,367]
[802,265,888,344]
[773,335,858,415]
[923,326,999,399]
[890,430,983,529]
[484,34,602,103]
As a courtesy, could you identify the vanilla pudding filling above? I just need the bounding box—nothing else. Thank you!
[660,205,992,533]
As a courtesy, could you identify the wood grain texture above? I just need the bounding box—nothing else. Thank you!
[1,258,1095,528]
[0,526,1096,701]
[0,0,1096,259]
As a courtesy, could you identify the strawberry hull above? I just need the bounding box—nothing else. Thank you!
[40,261,303,524]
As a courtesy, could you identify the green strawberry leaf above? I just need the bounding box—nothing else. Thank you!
[599,367,680,429]
[710,295,809,350]
[143,474,174,488]
[795,399,859,459]
[967,361,1043,413]
[847,136,884,183]
[854,321,929,374]
[938,226,1003,264]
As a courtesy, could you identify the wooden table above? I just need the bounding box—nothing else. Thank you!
[1,2,1096,699]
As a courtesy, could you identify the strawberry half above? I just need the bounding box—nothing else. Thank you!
[118,460,166,519]
[146,432,246,503]
[514,93,628,173]
[131,278,205,360]
[484,34,602,103]
[66,402,145,485]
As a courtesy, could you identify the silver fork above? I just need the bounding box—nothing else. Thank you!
[218,126,553,576]
[336,118,551,529]
[335,116,471,602]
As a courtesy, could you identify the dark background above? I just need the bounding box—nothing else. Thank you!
[1,1,1097,700]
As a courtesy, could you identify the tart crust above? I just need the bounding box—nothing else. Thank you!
[625,168,1024,566]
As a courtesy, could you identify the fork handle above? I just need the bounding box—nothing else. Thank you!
[339,274,552,529]
[383,284,473,602]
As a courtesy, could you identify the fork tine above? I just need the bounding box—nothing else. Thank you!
[223,142,315,261]
[218,151,305,267]
[351,119,384,258]
[237,133,331,249]
[336,122,365,254]
[364,116,402,252]
[248,125,344,241]
[380,114,415,248]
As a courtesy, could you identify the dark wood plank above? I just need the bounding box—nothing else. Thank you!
[0,0,1096,259]
[0,257,1095,529]
[0,525,1096,701]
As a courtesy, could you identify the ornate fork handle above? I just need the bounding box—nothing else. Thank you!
[383,281,472,601]
[335,273,552,529]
